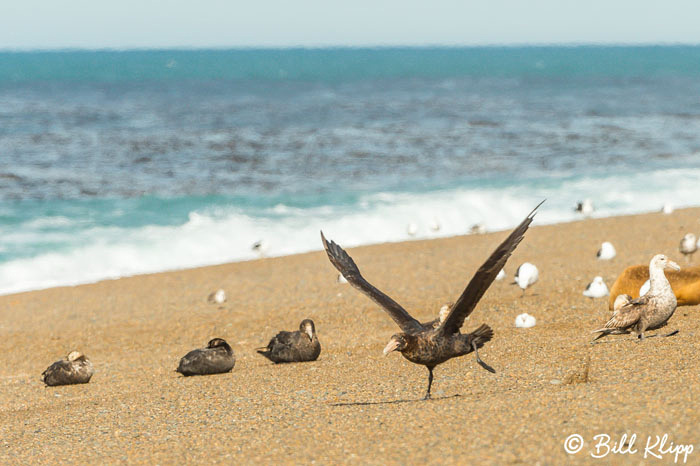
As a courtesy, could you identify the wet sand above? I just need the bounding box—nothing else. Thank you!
[1,208,699,464]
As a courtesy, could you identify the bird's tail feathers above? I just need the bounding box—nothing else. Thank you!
[470,324,494,348]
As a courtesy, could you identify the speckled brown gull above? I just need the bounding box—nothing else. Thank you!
[321,201,542,400]
[592,254,680,341]
[42,351,94,387]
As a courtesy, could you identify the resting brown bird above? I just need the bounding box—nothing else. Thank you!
[257,319,321,363]
[321,201,542,400]
[42,351,94,387]
[176,338,236,376]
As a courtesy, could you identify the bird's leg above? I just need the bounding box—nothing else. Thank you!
[472,341,496,373]
[424,366,434,400]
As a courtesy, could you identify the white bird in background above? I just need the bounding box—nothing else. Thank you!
[639,279,650,297]
[495,268,506,281]
[596,241,616,260]
[207,289,227,304]
[406,222,418,237]
[515,313,536,328]
[429,218,441,232]
[469,223,486,234]
[251,239,269,257]
[661,203,674,214]
[575,199,594,216]
[583,276,609,298]
[514,262,539,295]
[337,273,348,284]
[679,233,697,263]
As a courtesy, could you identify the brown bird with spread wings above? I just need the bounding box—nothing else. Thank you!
[321,201,542,399]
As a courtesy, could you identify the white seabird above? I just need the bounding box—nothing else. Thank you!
[515,313,536,328]
[469,223,486,235]
[583,276,609,298]
[596,241,616,260]
[679,233,697,263]
[575,199,594,216]
[514,262,539,295]
[661,203,674,214]
[252,239,269,257]
[337,273,348,284]
[207,289,227,304]
[495,268,506,281]
[406,222,418,237]
[429,218,441,232]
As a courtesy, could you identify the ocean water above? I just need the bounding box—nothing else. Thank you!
[1,46,700,295]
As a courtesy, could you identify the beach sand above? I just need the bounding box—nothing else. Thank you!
[1,208,700,464]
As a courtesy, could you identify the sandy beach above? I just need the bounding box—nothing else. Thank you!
[1,207,699,464]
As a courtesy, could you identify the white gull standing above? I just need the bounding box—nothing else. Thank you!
[575,199,594,217]
[514,262,538,295]
[679,233,697,263]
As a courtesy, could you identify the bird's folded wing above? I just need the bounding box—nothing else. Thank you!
[604,298,647,329]
[439,200,543,335]
[321,232,424,334]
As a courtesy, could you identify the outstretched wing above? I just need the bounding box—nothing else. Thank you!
[438,200,544,335]
[321,232,424,334]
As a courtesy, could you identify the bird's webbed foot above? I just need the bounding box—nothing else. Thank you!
[472,341,496,373]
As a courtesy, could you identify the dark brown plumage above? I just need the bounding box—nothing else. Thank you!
[42,351,94,387]
[257,319,321,363]
[176,338,236,376]
[321,201,542,399]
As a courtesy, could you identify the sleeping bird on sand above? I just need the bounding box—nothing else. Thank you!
[176,338,236,376]
[42,351,94,387]
[321,201,542,399]
[257,319,321,363]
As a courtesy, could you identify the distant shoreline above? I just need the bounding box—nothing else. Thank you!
[3,205,695,298]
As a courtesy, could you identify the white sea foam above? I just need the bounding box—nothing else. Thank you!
[1,167,700,295]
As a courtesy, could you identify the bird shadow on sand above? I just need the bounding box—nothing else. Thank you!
[589,329,680,345]
[331,394,461,407]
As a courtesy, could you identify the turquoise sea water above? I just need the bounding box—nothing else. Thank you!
[1,46,700,294]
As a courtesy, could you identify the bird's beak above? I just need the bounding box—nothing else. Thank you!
[668,261,681,271]
[383,339,399,356]
[305,327,314,341]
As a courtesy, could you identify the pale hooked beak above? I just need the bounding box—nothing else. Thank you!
[382,339,400,356]
[668,260,681,271]
[305,327,314,341]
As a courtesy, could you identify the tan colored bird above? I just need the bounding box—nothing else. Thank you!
[42,351,94,386]
[593,254,680,341]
